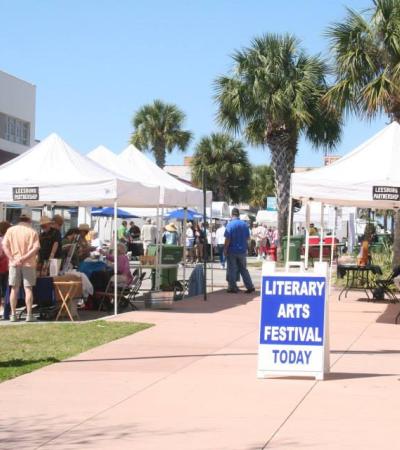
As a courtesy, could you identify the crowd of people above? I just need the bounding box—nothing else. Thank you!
[0,209,138,321]
[0,208,264,320]
[250,222,279,260]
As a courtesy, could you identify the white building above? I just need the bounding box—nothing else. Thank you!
[0,70,36,164]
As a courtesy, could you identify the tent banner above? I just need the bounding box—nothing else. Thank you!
[12,187,39,201]
[372,186,400,201]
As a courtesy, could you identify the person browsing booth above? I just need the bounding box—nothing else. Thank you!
[224,207,255,294]
[2,208,40,322]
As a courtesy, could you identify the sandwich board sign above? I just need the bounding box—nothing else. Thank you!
[257,261,329,380]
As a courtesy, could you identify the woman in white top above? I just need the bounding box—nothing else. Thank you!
[215,222,226,268]
[186,223,195,263]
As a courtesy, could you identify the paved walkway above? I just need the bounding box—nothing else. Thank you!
[0,285,399,449]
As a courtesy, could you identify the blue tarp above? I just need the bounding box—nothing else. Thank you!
[164,208,206,221]
[91,207,139,219]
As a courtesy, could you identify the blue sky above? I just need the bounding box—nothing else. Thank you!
[1,0,386,167]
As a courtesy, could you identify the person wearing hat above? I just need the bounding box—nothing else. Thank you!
[38,215,62,267]
[77,224,92,262]
[163,223,179,245]
[2,208,40,322]
[223,207,255,294]
[61,227,80,268]
[52,214,64,231]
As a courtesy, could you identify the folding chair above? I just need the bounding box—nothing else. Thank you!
[97,275,131,312]
[374,265,400,304]
[173,279,188,301]
[126,271,147,310]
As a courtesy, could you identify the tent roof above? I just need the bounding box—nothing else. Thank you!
[87,145,119,167]
[0,133,160,206]
[117,145,210,207]
[291,122,400,209]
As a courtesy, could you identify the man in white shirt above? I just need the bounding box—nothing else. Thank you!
[141,218,157,254]
[215,222,226,268]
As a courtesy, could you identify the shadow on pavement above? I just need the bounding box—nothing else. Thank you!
[375,303,400,324]
[331,349,400,355]
[0,415,138,448]
[153,289,260,315]
[60,351,258,364]
[324,371,397,380]
[268,372,395,381]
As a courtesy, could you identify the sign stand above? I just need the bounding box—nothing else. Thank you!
[257,261,330,380]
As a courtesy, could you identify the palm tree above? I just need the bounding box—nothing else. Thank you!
[215,34,341,245]
[130,100,193,168]
[326,0,400,264]
[191,133,251,203]
[249,165,275,209]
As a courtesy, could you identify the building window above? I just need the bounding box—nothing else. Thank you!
[0,113,30,146]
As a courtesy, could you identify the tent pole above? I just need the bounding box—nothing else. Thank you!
[210,224,214,293]
[304,201,310,269]
[319,203,325,263]
[113,200,118,316]
[183,207,187,293]
[285,196,293,266]
[158,207,164,290]
[155,206,160,291]
[203,170,207,301]
[328,207,337,296]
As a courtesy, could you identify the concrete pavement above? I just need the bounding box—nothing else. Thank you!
[0,283,399,449]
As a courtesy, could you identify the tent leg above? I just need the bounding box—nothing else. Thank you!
[319,203,325,263]
[114,200,118,316]
[203,171,207,301]
[155,206,160,291]
[328,208,337,296]
[183,208,187,294]
[285,197,293,267]
[210,230,214,293]
[304,202,311,269]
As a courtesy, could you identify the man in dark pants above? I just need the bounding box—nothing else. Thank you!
[224,208,255,294]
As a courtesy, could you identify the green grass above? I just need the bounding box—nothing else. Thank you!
[0,320,153,382]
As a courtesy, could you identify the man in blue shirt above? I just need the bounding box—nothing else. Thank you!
[224,208,255,294]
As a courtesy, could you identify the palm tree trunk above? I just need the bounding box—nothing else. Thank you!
[154,142,166,168]
[391,117,400,267]
[267,129,296,253]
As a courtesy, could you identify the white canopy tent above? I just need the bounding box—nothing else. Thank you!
[88,144,211,208]
[0,133,162,316]
[89,143,212,296]
[0,134,160,207]
[87,145,119,169]
[292,122,400,209]
[256,210,278,226]
[289,122,400,269]
[118,145,212,208]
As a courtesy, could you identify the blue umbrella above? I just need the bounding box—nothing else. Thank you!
[164,208,205,221]
[91,207,139,219]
